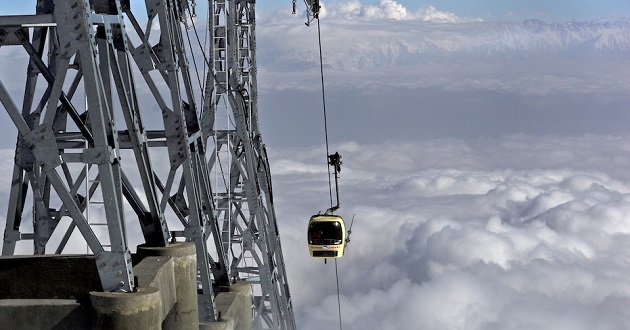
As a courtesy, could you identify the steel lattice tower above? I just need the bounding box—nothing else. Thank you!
[206,0,295,328]
[0,0,295,328]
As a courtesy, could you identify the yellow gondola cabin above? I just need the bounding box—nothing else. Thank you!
[307,214,346,258]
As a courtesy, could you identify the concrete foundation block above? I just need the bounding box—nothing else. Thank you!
[138,242,199,330]
[200,281,252,330]
[134,255,177,319]
[0,255,101,300]
[228,282,253,330]
[90,287,162,330]
[0,299,91,329]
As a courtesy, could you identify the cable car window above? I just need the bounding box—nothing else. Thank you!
[308,221,343,245]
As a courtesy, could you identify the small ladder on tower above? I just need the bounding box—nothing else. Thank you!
[213,0,233,260]
[85,167,111,253]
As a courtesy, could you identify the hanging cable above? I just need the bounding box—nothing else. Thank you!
[202,4,210,109]
[315,13,344,330]
[316,17,334,210]
[186,3,213,71]
[184,23,204,95]
[185,3,212,109]
[334,259,343,330]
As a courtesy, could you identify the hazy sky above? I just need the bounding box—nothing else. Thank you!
[257,3,630,328]
[256,2,630,148]
[0,1,629,329]
[6,0,630,21]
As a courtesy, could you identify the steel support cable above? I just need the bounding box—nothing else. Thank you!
[184,3,236,146]
[202,4,211,106]
[184,24,205,97]
[182,6,235,124]
[335,258,343,330]
[185,3,211,109]
[184,2,231,192]
[316,16,344,330]
[316,18,333,210]
[186,4,212,72]
[189,7,242,204]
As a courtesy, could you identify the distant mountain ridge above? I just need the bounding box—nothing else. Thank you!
[517,18,630,51]
[258,17,630,71]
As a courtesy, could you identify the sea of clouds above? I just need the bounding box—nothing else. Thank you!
[0,134,628,329]
[269,136,630,329]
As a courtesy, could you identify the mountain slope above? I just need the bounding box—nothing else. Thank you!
[258,18,630,71]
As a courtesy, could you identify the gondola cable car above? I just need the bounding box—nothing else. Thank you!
[308,152,352,259]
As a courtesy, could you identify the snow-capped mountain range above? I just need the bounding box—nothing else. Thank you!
[258,18,630,71]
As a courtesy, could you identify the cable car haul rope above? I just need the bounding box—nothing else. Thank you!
[294,1,356,329]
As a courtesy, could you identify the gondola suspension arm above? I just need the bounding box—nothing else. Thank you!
[326,152,342,214]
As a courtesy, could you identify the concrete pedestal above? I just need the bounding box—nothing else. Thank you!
[90,287,162,330]
[138,242,199,330]
[200,281,252,330]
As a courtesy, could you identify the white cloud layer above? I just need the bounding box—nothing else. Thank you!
[268,135,630,329]
[319,0,476,22]
[1,133,628,329]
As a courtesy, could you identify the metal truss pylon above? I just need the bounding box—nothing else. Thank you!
[0,0,295,327]
[205,0,295,328]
